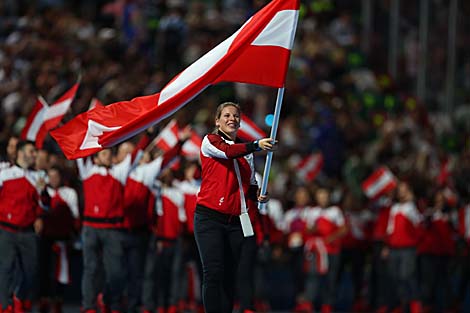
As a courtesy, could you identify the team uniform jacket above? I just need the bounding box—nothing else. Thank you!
[342,210,373,250]
[123,143,184,230]
[43,186,80,285]
[0,160,12,172]
[0,164,48,231]
[312,206,345,255]
[196,131,258,216]
[263,198,285,245]
[283,206,316,249]
[386,201,422,248]
[123,157,162,230]
[77,155,132,229]
[418,210,455,255]
[174,179,200,234]
[156,186,186,243]
[42,186,80,239]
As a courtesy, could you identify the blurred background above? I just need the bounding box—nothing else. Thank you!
[0,0,469,312]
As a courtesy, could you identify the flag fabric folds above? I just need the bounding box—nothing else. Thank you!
[50,0,300,159]
[21,83,79,148]
[362,166,397,199]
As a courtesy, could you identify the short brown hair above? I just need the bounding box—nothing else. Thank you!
[214,102,241,120]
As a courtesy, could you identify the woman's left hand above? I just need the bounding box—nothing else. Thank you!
[258,138,278,151]
[257,189,270,203]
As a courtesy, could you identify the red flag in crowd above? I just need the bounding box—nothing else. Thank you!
[362,166,397,199]
[50,0,300,159]
[182,131,202,159]
[155,120,180,152]
[295,153,324,182]
[21,83,79,148]
[238,114,267,142]
[154,120,202,160]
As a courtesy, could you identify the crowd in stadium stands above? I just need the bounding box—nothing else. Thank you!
[0,0,470,313]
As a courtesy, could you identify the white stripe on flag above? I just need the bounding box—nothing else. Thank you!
[45,98,73,120]
[26,103,48,140]
[252,10,299,49]
[298,155,321,179]
[365,170,394,198]
[239,120,263,140]
[158,123,178,148]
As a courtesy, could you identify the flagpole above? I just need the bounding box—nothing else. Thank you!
[258,87,285,211]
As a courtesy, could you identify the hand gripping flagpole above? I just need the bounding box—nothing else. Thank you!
[258,87,285,211]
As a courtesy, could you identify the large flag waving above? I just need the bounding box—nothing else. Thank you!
[21,83,79,149]
[51,0,299,159]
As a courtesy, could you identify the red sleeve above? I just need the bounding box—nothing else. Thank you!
[205,134,257,159]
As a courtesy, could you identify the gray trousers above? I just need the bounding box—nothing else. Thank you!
[304,253,340,306]
[387,247,418,309]
[0,228,38,309]
[81,226,126,312]
[141,234,177,310]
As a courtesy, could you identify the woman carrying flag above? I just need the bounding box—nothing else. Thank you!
[194,102,275,313]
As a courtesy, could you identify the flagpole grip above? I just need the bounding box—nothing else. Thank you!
[258,87,285,211]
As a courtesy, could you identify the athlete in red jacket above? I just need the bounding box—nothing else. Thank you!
[0,140,50,313]
[383,181,423,313]
[194,102,275,313]
[77,146,134,313]
[39,166,80,313]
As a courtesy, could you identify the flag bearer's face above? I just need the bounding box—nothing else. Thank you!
[216,105,240,138]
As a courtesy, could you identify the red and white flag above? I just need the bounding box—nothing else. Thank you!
[238,113,267,142]
[296,153,324,182]
[21,83,79,148]
[155,120,179,152]
[362,166,397,199]
[182,131,202,159]
[51,0,299,159]
[155,120,202,159]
